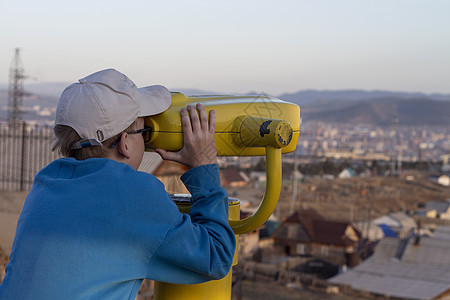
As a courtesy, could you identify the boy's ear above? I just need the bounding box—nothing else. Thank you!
[117,132,131,159]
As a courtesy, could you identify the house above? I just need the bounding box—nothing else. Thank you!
[429,174,450,187]
[437,175,450,187]
[372,211,417,239]
[416,201,450,220]
[338,168,355,179]
[220,168,248,187]
[329,226,450,300]
[416,207,438,219]
[353,221,385,241]
[249,171,266,183]
[271,209,361,267]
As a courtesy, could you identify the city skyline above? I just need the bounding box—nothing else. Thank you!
[1,1,450,96]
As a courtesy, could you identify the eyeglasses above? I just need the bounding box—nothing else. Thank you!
[109,126,152,148]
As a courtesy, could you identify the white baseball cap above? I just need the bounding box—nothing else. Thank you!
[55,68,171,148]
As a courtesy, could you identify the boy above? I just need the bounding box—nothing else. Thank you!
[0,69,236,299]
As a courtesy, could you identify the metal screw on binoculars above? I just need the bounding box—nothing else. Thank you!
[144,92,301,300]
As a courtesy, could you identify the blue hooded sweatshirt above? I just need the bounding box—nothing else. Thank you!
[0,158,236,299]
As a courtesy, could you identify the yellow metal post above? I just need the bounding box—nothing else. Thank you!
[154,198,240,300]
[154,146,282,299]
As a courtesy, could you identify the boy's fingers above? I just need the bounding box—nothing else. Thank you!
[197,103,209,131]
[155,149,179,162]
[188,105,201,133]
[209,109,216,133]
[181,108,193,137]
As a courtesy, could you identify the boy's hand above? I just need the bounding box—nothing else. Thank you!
[155,103,217,168]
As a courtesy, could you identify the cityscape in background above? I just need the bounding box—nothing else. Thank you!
[1,88,449,168]
[300,122,450,165]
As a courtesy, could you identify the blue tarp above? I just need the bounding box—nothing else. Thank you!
[377,224,398,238]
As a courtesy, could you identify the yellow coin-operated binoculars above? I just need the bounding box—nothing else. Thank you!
[144,92,301,300]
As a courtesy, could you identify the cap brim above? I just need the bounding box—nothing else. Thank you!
[138,85,172,117]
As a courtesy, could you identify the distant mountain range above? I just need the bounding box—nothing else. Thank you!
[277,90,450,126]
[1,84,450,126]
[300,97,450,125]
[278,89,450,104]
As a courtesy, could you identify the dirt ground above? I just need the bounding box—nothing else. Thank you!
[294,176,450,223]
[0,190,27,257]
[0,190,28,281]
[227,175,450,222]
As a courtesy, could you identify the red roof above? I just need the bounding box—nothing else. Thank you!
[276,208,358,246]
[220,168,246,183]
[311,219,354,246]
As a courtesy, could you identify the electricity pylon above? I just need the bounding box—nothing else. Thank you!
[8,48,27,126]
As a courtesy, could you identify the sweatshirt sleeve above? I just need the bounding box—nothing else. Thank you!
[147,164,236,284]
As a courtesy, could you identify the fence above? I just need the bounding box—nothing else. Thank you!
[234,261,329,290]
[0,122,60,191]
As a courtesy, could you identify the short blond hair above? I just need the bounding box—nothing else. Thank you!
[52,121,139,160]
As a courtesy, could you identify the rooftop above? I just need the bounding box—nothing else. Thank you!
[329,225,450,300]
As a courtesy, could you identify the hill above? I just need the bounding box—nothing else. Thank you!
[301,97,450,125]
[278,89,450,105]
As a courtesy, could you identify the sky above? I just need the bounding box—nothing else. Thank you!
[1,0,450,96]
